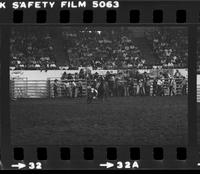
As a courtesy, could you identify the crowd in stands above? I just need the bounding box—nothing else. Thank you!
[10,28,57,70]
[62,27,145,69]
[145,28,188,68]
[10,27,188,70]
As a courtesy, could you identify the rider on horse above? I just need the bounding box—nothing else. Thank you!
[87,81,98,103]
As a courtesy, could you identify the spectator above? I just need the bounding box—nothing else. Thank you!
[181,77,187,95]
[53,79,59,98]
[174,69,181,78]
[169,78,176,96]
[157,78,164,96]
[61,72,68,80]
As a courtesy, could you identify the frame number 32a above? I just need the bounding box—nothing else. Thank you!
[117,161,139,169]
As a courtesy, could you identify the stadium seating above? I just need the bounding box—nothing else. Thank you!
[145,28,188,68]
[10,27,188,70]
[10,28,57,70]
[62,27,144,69]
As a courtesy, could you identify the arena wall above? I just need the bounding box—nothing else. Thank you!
[10,70,118,80]
[10,69,188,80]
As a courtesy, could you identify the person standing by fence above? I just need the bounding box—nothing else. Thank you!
[181,77,187,95]
[77,81,83,97]
[71,81,77,98]
[124,77,130,97]
[138,79,145,96]
[53,79,58,98]
[64,81,70,97]
[145,78,151,96]
[169,78,176,96]
[157,78,164,96]
[152,78,157,96]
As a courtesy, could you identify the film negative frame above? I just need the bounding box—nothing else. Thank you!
[0,0,199,170]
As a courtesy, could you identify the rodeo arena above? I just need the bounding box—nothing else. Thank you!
[10,27,189,145]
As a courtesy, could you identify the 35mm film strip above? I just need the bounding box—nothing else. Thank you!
[0,0,200,170]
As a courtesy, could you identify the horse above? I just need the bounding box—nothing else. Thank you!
[97,79,109,101]
[87,86,98,103]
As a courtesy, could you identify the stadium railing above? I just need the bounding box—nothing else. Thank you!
[197,84,200,103]
[10,77,49,99]
[48,79,88,98]
[10,77,188,99]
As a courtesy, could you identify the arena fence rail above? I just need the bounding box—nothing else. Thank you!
[10,77,188,99]
[197,84,200,103]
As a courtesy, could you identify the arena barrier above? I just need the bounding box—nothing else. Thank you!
[197,75,200,103]
[10,78,50,98]
[197,85,200,103]
[48,79,88,98]
[10,78,187,99]
[10,78,88,99]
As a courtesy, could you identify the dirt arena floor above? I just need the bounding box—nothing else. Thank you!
[11,96,188,145]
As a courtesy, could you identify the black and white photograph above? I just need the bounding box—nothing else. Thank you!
[10,26,188,145]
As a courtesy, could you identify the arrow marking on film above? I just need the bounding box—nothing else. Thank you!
[100,162,114,168]
[11,163,26,169]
